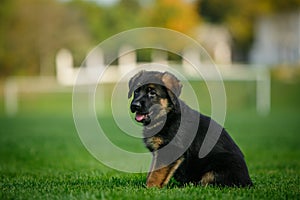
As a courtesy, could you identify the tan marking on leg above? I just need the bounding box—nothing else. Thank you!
[146,156,184,188]
[147,151,158,180]
[201,171,215,186]
[146,166,170,188]
[161,157,184,186]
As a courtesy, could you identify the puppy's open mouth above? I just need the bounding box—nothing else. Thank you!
[135,113,149,122]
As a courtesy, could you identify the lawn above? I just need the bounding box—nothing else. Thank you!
[0,80,299,199]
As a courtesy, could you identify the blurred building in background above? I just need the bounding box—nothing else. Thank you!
[250,10,300,66]
[197,23,232,65]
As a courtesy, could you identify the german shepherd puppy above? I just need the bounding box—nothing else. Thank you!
[128,70,252,188]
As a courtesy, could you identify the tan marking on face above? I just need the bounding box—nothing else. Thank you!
[201,171,215,186]
[160,98,169,109]
[148,84,156,89]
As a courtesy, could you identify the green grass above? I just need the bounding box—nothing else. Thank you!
[0,80,300,199]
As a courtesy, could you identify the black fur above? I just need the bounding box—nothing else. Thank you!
[128,70,253,187]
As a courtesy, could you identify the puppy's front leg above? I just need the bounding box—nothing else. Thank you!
[146,153,184,188]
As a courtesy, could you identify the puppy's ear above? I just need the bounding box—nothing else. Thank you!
[128,70,144,98]
[162,72,182,105]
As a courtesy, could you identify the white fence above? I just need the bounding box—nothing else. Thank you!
[3,47,271,116]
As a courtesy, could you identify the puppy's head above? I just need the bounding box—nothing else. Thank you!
[128,70,182,126]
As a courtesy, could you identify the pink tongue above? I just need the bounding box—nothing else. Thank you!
[135,114,145,122]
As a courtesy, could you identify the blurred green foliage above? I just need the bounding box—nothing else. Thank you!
[0,0,199,77]
[1,0,300,77]
[0,0,92,76]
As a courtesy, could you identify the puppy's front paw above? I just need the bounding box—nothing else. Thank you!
[146,180,163,188]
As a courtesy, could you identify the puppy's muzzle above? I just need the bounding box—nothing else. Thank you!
[130,100,142,113]
[130,100,151,124]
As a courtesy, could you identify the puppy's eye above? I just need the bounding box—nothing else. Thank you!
[134,90,139,96]
[148,88,157,97]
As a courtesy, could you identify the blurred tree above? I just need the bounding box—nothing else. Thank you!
[67,0,143,43]
[0,0,91,76]
[0,0,203,77]
[144,0,200,35]
[199,0,236,23]
[197,0,300,62]
[0,0,16,76]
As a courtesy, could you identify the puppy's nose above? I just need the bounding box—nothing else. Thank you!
[130,101,141,113]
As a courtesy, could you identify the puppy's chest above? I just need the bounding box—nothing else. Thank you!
[143,136,164,151]
[144,136,163,151]
[143,123,178,152]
